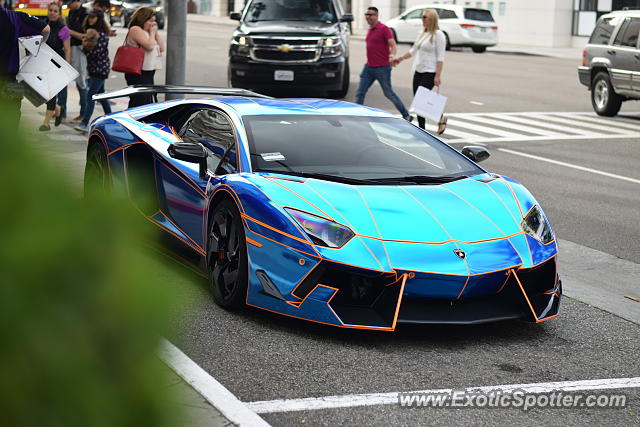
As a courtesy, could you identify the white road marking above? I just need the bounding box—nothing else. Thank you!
[158,339,271,427]
[498,148,640,184]
[528,113,637,135]
[458,114,563,137]
[246,377,640,414]
[469,101,484,106]
[448,118,524,138]
[567,113,640,132]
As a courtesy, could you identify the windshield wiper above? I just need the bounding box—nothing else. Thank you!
[373,175,468,184]
[256,169,380,185]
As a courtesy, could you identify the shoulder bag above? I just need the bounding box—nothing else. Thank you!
[111,31,144,75]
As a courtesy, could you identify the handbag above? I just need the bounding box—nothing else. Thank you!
[410,86,447,122]
[111,32,144,74]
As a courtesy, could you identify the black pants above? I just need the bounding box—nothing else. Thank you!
[412,71,436,129]
[125,70,155,108]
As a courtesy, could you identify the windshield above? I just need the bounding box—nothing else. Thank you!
[245,0,336,22]
[463,8,494,22]
[244,115,484,183]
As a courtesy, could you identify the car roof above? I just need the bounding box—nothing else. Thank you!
[401,4,489,12]
[601,9,640,19]
[204,97,396,117]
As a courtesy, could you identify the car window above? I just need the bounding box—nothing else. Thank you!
[244,115,484,180]
[180,109,237,174]
[404,9,423,20]
[463,8,494,22]
[618,18,640,48]
[438,9,458,19]
[612,18,630,46]
[589,17,615,45]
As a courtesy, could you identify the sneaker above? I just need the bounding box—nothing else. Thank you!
[404,115,414,123]
[38,124,51,132]
[74,123,88,133]
[54,114,62,127]
[72,115,83,122]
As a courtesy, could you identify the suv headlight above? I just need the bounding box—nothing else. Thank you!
[321,37,343,58]
[231,35,250,56]
[521,205,554,244]
[285,208,354,248]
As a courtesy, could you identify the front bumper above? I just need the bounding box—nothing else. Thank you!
[578,66,590,87]
[228,56,346,92]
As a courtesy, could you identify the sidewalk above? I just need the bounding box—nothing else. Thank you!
[186,13,584,59]
[19,94,237,427]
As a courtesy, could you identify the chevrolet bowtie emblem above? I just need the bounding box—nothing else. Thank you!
[277,44,293,52]
[454,249,466,259]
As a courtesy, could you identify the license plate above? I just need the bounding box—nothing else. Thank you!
[275,70,294,81]
[480,27,487,32]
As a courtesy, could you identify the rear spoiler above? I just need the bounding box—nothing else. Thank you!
[92,85,272,102]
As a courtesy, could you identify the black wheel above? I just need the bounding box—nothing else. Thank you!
[207,199,248,309]
[327,62,350,99]
[471,46,486,53]
[591,71,622,116]
[83,142,111,198]
[443,32,451,50]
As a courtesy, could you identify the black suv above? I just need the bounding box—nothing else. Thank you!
[578,10,640,116]
[228,0,353,98]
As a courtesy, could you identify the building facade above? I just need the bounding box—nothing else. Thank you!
[194,0,640,47]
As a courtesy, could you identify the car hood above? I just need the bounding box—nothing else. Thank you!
[239,20,338,36]
[246,174,555,273]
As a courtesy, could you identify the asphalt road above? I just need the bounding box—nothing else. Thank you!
[25,17,640,425]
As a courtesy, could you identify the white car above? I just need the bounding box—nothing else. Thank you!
[387,4,498,53]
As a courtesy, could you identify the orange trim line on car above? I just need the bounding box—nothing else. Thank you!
[495,270,512,294]
[108,141,145,156]
[262,175,334,219]
[247,229,320,260]
[500,176,524,218]
[242,213,314,245]
[302,182,386,271]
[291,261,322,300]
[512,268,560,324]
[144,212,207,256]
[246,236,262,247]
[158,209,204,252]
[482,179,522,229]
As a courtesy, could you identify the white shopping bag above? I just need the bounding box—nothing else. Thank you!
[16,35,79,107]
[409,86,447,122]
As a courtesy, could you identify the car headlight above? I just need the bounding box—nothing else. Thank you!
[321,37,343,58]
[285,208,354,248]
[521,205,554,244]
[231,35,250,56]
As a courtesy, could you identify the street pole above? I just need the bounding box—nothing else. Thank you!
[165,0,187,100]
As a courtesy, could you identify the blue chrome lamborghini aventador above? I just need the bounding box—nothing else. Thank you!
[85,86,561,331]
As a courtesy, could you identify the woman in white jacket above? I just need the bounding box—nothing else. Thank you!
[393,8,447,134]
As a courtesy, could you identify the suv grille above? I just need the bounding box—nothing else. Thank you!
[249,36,321,63]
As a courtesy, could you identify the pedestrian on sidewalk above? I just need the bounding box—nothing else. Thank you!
[123,6,164,108]
[39,1,71,132]
[355,6,411,121]
[66,0,88,122]
[392,8,447,134]
[0,4,49,127]
[91,0,116,37]
[74,8,111,133]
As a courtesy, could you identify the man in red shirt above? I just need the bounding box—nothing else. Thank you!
[355,7,411,121]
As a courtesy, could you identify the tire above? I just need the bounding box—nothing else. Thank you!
[207,198,248,309]
[83,142,111,198]
[443,32,451,50]
[591,71,622,116]
[471,46,486,53]
[327,62,350,99]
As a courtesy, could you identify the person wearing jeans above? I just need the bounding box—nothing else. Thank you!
[74,8,111,132]
[66,0,88,121]
[355,7,411,121]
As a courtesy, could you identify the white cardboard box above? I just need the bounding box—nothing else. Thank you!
[16,35,79,107]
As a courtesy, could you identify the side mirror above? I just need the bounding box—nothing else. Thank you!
[168,142,208,179]
[340,13,354,22]
[229,12,241,20]
[461,146,490,163]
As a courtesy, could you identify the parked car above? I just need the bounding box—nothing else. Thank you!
[578,10,640,116]
[228,0,353,98]
[110,0,164,29]
[386,4,498,53]
[87,85,562,330]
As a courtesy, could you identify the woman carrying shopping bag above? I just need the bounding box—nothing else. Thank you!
[39,1,71,131]
[123,6,164,108]
[74,8,111,133]
[392,8,447,134]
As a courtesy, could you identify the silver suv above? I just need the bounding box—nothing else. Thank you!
[578,10,640,116]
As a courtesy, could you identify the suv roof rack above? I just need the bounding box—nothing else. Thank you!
[93,85,272,102]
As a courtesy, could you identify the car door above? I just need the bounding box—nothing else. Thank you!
[609,17,638,92]
[396,8,424,43]
[159,108,238,249]
[626,18,640,94]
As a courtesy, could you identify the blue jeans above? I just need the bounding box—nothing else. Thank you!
[77,82,87,117]
[355,65,409,118]
[82,77,111,126]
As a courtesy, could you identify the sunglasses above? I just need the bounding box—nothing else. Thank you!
[364,13,377,16]
[421,15,429,18]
